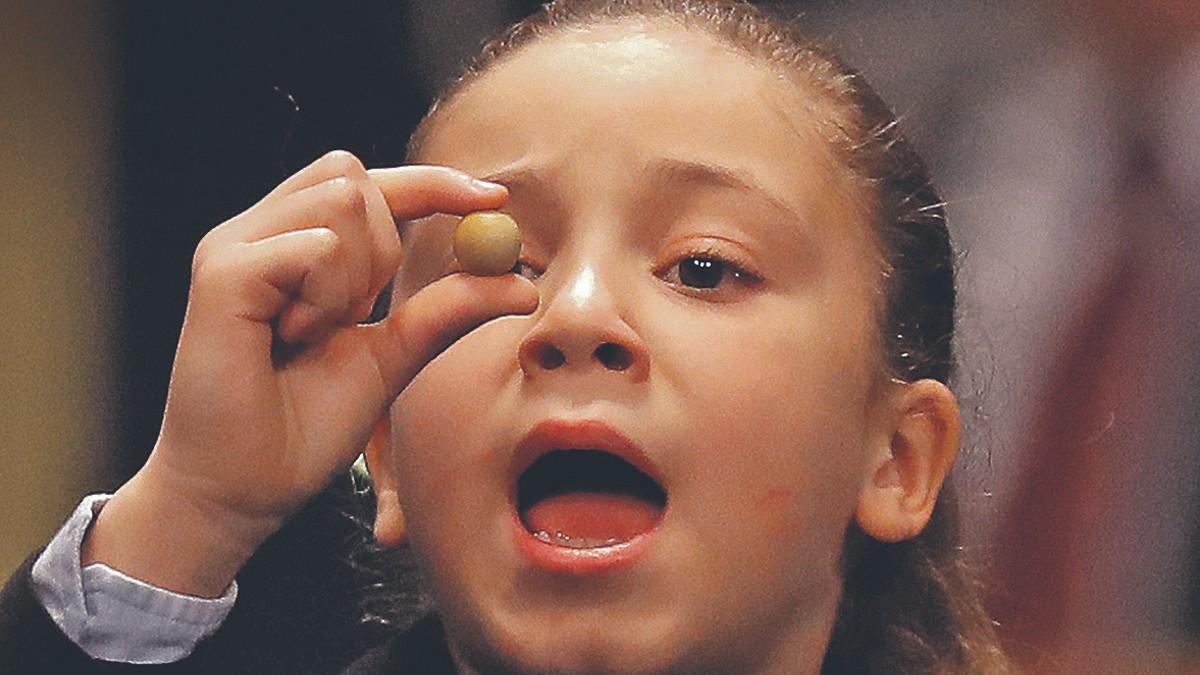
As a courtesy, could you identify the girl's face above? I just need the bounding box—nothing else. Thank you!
[389,22,889,674]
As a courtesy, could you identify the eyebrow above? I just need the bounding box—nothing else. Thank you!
[480,157,807,226]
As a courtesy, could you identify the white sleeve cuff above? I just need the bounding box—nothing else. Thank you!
[30,494,238,664]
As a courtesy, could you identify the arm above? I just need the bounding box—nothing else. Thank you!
[0,494,230,673]
[31,495,234,664]
[2,480,379,674]
[3,151,535,672]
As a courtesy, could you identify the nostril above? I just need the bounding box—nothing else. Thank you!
[595,342,632,371]
[537,344,567,370]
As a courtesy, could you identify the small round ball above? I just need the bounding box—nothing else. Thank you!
[453,211,522,276]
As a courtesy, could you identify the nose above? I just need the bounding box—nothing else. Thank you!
[517,264,650,382]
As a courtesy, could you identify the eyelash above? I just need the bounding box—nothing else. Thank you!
[656,243,761,296]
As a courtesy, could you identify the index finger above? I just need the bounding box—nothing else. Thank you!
[368,166,508,221]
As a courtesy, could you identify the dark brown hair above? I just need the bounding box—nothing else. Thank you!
[389,1,1011,672]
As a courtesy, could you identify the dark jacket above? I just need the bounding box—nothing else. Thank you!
[0,480,454,674]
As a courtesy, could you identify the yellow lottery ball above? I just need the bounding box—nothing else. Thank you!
[453,211,522,276]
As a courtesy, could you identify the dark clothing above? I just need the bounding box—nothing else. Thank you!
[0,481,447,674]
[341,618,455,675]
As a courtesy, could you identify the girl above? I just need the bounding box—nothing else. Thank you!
[6,0,1012,672]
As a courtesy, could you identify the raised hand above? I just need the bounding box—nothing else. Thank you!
[82,151,537,596]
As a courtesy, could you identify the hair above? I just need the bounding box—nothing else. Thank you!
[356,1,1011,672]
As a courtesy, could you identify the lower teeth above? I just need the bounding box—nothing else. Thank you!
[531,529,622,549]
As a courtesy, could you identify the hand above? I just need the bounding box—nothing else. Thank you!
[83,151,537,596]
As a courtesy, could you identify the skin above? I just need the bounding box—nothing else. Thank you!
[82,158,540,595]
[81,17,958,675]
[368,21,960,675]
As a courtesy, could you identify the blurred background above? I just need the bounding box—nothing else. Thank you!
[2,1,1198,671]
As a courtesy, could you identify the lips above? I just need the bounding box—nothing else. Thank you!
[513,420,667,552]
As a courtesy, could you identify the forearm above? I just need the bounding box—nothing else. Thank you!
[81,468,275,599]
[9,477,377,672]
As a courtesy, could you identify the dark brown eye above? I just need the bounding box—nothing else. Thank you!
[678,257,725,289]
[659,248,759,297]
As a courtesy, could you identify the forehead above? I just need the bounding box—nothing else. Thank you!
[417,20,867,240]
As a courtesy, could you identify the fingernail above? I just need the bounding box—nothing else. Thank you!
[470,178,505,193]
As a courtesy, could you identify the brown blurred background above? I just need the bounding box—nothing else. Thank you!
[3,1,1198,672]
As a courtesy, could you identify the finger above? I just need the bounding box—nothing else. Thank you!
[249,172,402,320]
[236,228,353,344]
[243,177,379,302]
[191,226,337,320]
[368,166,507,221]
[361,273,539,397]
[284,173,400,322]
[262,149,372,202]
[355,176,405,315]
[275,261,354,345]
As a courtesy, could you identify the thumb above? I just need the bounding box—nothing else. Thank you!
[361,273,539,398]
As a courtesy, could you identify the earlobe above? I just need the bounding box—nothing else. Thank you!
[855,379,960,543]
[364,415,407,548]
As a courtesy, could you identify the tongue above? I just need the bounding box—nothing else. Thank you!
[524,491,661,545]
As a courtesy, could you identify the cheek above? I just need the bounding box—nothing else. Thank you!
[387,319,523,542]
[664,292,877,476]
[658,295,876,585]
[683,357,869,541]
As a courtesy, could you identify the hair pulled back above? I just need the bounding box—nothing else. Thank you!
[399,2,1010,671]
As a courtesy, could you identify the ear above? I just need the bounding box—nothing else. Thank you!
[855,379,960,543]
[364,414,407,548]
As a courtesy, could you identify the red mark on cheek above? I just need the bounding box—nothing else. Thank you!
[754,487,796,536]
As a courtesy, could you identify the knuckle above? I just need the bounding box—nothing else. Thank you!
[320,149,367,179]
[326,177,368,217]
[191,229,223,274]
[191,247,240,290]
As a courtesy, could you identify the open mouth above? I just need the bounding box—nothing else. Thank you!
[517,449,668,549]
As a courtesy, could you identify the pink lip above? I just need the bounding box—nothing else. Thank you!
[511,419,666,488]
[509,419,666,576]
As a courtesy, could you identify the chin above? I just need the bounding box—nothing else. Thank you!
[447,605,694,675]
[457,638,684,675]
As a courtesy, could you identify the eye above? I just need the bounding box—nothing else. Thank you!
[658,245,760,295]
[677,257,726,289]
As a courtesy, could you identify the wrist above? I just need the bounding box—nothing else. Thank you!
[81,470,280,598]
